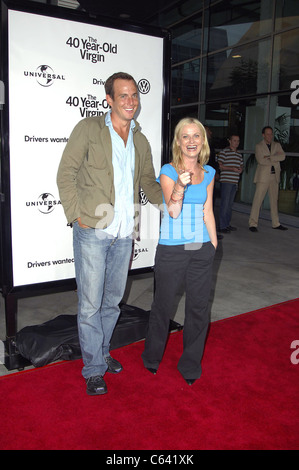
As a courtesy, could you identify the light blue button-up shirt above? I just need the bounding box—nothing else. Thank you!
[103,110,135,238]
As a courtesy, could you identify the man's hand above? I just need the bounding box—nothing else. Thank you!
[77,217,90,228]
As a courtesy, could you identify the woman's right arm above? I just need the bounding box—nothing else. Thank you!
[160,171,191,219]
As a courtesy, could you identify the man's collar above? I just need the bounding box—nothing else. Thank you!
[105,109,136,131]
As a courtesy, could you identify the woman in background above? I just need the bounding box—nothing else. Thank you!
[142,117,217,385]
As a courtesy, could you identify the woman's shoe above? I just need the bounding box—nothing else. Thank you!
[185,378,196,385]
[146,367,157,375]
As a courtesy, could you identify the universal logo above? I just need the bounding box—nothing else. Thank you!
[132,243,149,261]
[26,193,61,214]
[138,79,150,94]
[139,189,149,205]
[24,65,66,87]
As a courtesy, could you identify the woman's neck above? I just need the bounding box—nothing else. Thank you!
[181,158,199,172]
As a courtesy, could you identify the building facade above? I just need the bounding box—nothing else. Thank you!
[151,0,299,216]
[37,0,299,216]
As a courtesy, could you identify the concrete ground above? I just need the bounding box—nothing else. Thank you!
[1,202,298,375]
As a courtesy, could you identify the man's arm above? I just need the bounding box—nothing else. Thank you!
[271,142,286,163]
[255,142,271,166]
[139,142,162,206]
[57,120,89,224]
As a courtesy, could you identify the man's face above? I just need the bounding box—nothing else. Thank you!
[229,135,240,151]
[106,79,139,123]
[263,128,273,145]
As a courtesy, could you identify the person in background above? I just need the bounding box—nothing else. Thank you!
[249,126,287,232]
[205,125,223,240]
[218,134,243,233]
[57,72,162,396]
[142,117,217,386]
[205,126,220,183]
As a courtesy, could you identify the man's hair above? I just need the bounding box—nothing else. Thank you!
[105,72,137,99]
[262,126,273,134]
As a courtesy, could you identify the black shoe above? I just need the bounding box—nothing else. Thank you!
[86,376,107,395]
[227,225,237,231]
[146,367,157,375]
[105,355,123,374]
[185,378,196,385]
[217,233,224,240]
[219,228,230,234]
[249,227,258,232]
[273,225,288,231]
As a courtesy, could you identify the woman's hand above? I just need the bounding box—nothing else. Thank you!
[177,170,192,187]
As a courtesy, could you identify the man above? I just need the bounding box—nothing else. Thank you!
[218,134,243,233]
[57,72,162,395]
[249,126,287,232]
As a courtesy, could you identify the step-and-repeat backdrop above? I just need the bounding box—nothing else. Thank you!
[7,7,166,287]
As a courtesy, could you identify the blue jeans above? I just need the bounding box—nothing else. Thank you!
[73,222,133,379]
[219,182,237,230]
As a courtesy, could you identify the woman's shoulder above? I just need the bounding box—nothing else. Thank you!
[160,163,178,179]
[204,164,215,173]
[203,164,216,181]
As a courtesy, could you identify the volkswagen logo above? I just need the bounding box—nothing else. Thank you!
[138,79,150,94]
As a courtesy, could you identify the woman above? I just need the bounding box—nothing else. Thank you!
[142,117,217,385]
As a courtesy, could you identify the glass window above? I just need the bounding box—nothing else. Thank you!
[269,93,299,216]
[203,97,269,204]
[171,13,202,64]
[203,96,268,150]
[150,0,203,27]
[171,59,200,106]
[205,39,271,101]
[275,0,299,31]
[208,0,272,52]
[169,105,199,160]
[271,29,299,93]
[269,93,299,154]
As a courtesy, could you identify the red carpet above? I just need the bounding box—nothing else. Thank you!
[1,299,299,450]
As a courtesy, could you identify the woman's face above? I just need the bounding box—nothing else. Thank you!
[177,124,203,161]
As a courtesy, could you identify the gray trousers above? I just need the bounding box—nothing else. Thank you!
[142,242,215,380]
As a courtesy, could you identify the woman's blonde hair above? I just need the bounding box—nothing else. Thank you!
[171,117,210,171]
